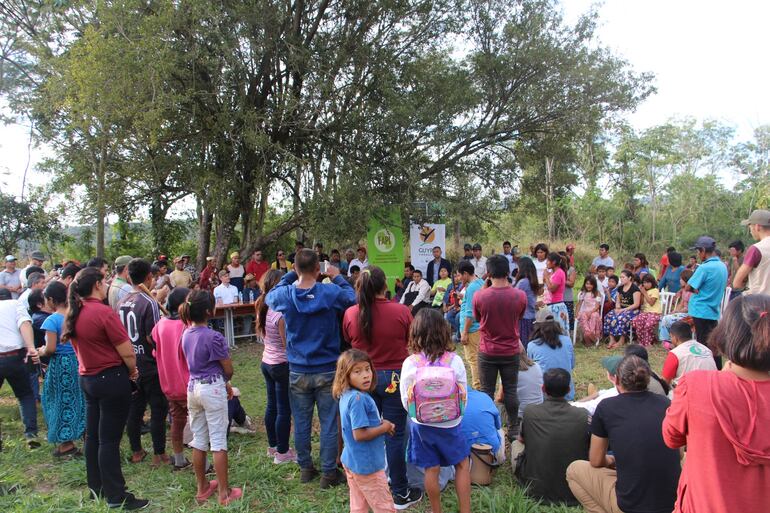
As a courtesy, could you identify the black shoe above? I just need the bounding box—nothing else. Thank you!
[394,488,423,510]
[25,435,41,449]
[139,422,151,435]
[107,497,150,510]
[300,467,319,483]
[319,469,346,489]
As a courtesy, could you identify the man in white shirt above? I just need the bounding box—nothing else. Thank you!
[19,251,46,287]
[589,244,614,274]
[213,270,240,304]
[17,272,46,312]
[399,269,432,314]
[470,243,488,279]
[0,256,23,299]
[348,247,369,276]
[0,289,40,447]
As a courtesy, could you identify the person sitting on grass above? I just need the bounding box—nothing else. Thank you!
[513,368,589,506]
[180,290,242,505]
[527,309,575,400]
[660,321,716,389]
[566,355,680,513]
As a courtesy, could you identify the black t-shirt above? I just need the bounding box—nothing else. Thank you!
[618,283,640,308]
[117,291,161,376]
[591,391,680,513]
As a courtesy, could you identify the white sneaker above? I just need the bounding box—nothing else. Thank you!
[273,448,298,464]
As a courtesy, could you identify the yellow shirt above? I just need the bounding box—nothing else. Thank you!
[642,287,661,314]
[271,261,293,272]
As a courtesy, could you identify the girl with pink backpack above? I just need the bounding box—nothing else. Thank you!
[400,309,471,513]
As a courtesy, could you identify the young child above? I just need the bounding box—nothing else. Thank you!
[576,275,603,346]
[255,270,296,464]
[596,265,610,296]
[400,309,471,513]
[180,290,242,505]
[659,269,694,349]
[631,274,662,347]
[660,321,716,389]
[152,287,191,470]
[333,349,397,513]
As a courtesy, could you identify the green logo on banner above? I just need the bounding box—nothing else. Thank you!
[374,229,396,253]
[367,208,404,294]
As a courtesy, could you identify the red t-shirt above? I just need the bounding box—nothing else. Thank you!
[342,298,412,370]
[70,297,130,375]
[659,253,670,278]
[472,286,527,356]
[245,260,270,281]
[744,245,762,268]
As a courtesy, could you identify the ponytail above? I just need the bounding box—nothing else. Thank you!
[356,266,386,342]
[255,270,283,336]
[179,289,213,326]
[62,267,104,342]
[616,355,650,392]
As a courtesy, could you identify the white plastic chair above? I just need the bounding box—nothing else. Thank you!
[660,291,677,317]
[573,295,605,347]
[721,286,732,315]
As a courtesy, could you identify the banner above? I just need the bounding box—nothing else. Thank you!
[367,208,404,295]
[410,223,446,275]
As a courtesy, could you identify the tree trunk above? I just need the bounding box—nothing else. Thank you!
[95,143,107,258]
[149,194,168,255]
[196,196,213,270]
[545,157,555,241]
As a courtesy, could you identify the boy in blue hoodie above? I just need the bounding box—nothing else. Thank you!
[266,248,356,488]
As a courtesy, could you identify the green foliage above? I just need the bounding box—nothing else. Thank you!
[0,191,62,256]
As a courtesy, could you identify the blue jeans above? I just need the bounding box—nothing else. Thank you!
[289,370,338,473]
[261,362,292,453]
[0,350,38,437]
[445,309,460,337]
[371,369,408,497]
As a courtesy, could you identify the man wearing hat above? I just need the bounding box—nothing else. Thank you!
[227,251,245,292]
[169,257,192,288]
[19,251,45,286]
[470,243,488,279]
[108,255,134,311]
[733,209,770,296]
[0,256,22,299]
[686,236,728,369]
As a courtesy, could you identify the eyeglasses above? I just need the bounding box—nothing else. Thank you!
[278,253,285,257]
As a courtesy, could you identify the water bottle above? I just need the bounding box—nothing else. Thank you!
[249,290,254,303]
[238,291,243,303]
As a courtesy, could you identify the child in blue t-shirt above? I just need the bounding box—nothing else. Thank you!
[333,349,396,513]
[400,309,471,513]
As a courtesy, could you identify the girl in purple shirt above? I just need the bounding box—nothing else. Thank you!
[180,290,241,506]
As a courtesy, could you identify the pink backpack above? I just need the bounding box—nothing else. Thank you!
[407,352,465,424]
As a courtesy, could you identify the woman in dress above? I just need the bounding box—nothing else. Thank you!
[603,270,642,349]
[631,274,662,347]
[38,280,86,457]
[515,257,540,347]
[542,252,570,335]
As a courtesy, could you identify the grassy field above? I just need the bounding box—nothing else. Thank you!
[0,341,666,513]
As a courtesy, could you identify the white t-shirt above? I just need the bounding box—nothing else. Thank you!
[227,264,245,279]
[0,299,31,352]
[570,387,619,416]
[471,256,488,278]
[213,283,239,305]
[348,258,369,276]
[534,259,548,283]
[400,352,468,428]
[0,270,22,299]
[592,256,615,269]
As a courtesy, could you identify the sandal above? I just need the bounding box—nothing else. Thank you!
[53,446,81,458]
[219,487,243,506]
[130,450,147,463]
[195,480,219,504]
[172,459,192,471]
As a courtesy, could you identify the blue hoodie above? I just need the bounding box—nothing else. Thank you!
[266,271,356,373]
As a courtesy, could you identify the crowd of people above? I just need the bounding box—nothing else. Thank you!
[0,209,769,512]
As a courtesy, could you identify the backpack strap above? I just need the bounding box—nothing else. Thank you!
[438,351,454,366]
[411,352,428,368]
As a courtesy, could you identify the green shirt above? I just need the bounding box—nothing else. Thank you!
[431,277,452,306]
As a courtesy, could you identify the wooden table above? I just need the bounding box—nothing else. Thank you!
[213,302,256,347]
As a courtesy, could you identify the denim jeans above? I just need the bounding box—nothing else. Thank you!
[80,365,132,504]
[262,362,292,453]
[445,309,460,337]
[478,352,520,440]
[0,350,38,437]
[371,369,408,497]
[289,370,338,473]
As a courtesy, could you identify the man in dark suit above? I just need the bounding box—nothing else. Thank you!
[425,246,452,287]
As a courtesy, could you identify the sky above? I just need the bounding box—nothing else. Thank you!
[1,0,768,199]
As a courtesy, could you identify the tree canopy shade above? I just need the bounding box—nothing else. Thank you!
[0,191,62,256]
[1,0,653,261]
